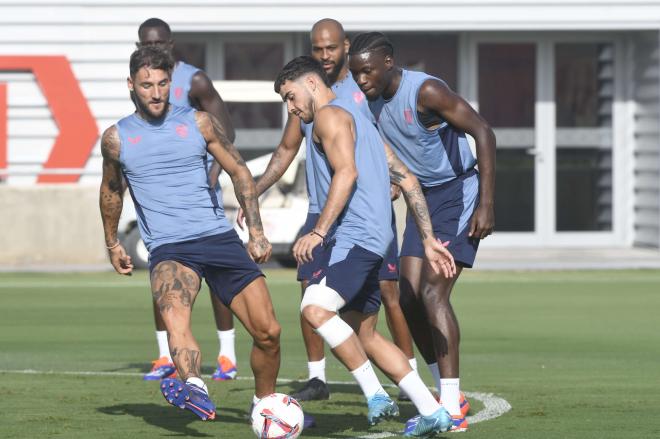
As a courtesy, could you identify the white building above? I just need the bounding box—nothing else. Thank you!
[0,1,659,259]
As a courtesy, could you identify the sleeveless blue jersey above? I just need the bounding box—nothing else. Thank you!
[170,62,200,108]
[117,105,233,252]
[170,61,221,191]
[302,73,375,214]
[308,97,392,258]
[369,69,476,187]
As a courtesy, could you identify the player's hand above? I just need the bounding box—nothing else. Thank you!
[108,244,133,276]
[248,233,272,264]
[423,238,456,278]
[390,184,402,201]
[292,232,323,264]
[236,207,246,230]
[468,203,494,240]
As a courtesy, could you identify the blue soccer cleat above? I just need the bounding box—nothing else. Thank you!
[211,355,237,381]
[160,378,216,421]
[143,356,177,381]
[403,407,453,437]
[367,393,399,426]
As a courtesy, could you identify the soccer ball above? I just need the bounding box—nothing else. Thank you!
[250,393,304,439]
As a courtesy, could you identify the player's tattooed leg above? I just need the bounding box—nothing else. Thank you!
[171,347,202,380]
[151,261,199,313]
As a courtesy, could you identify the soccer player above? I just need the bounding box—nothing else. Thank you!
[349,32,496,432]
[99,46,281,421]
[274,55,455,436]
[136,18,239,382]
[240,18,417,403]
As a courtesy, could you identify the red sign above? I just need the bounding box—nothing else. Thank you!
[0,56,99,183]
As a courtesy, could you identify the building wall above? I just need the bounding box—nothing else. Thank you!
[633,31,660,247]
[1,2,660,261]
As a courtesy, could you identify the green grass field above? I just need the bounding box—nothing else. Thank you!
[1,269,659,438]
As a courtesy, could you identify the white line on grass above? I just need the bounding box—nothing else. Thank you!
[1,368,511,436]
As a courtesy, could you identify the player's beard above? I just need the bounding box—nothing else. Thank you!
[325,55,346,84]
[135,94,168,121]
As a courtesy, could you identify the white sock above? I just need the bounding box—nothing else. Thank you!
[398,371,441,417]
[409,357,418,371]
[218,329,236,364]
[156,331,171,360]
[440,378,461,416]
[428,362,442,394]
[350,360,387,400]
[186,377,208,394]
[308,358,326,382]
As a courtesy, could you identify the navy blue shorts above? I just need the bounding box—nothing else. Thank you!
[296,212,326,282]
[308,241,383,315]
[148,230,264,306]
[378,207,399,281]
[401,170,480,268]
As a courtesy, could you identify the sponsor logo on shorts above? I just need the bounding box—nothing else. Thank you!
[175,124,188,138]
[127,135,141,145]
[387,263,397,273]
[312,269,323,279]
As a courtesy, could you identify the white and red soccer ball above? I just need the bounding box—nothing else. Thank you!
[250,393,304,439]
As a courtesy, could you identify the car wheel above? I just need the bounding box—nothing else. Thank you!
[124,227,149,269]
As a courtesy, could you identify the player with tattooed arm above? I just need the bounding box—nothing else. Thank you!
[99,46,281,421]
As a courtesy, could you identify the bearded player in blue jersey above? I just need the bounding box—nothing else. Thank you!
[99,46,281,421]
[239,18,417,404]
[136,18,240,383]
[349,32,496,432]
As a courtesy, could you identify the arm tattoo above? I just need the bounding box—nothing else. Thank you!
[403,186,433,241]
[99,127,124,246]
[210,113,245,166]
[386,145,434,241]
[255,146,287,195]
[233,174,265,234]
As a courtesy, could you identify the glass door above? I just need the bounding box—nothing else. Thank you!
[468,33,624,247]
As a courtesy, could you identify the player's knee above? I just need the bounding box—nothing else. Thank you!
[253,321,281,352]
[300,284,346,326]
[316,315,354,349]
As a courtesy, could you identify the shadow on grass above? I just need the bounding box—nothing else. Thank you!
[97,403,213,437]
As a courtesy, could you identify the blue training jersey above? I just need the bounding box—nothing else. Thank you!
[369,69,476,187]
[308,97,392,258]
[170,61,200,108]
[117,105,233,252]
[302,73,374,214]
[170,61,223,193]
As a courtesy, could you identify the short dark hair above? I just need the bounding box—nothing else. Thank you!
[129,46,175,78]
[138,17,171,39]
[348,32,394,57]
[274,56,330,93]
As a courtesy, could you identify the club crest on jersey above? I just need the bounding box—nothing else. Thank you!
[174,87,184,100]
[404,108,414,125]
[175,124,188,138]
[353,91,365,104]
[127,135,141,145]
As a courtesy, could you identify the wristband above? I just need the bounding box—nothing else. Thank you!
[311,230,326,241]
[106,241,120,250]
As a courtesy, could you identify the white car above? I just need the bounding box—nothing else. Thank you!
[118,151,309,269]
